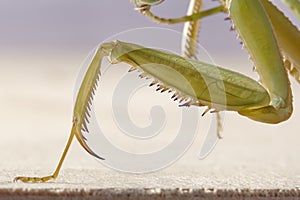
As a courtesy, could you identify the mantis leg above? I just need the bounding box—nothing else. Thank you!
[227,0,293,123]
[13,30,293,181]
[14,126,75,183]
[14,121,103,183]
[137,5,224,24]
[181,0,203,59]
[13,44,108,183]
[104,40,289,123]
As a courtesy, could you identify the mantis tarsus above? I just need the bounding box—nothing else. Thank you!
[14,0,300,183]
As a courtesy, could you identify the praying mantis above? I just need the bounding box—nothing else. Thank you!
[14,0,300,182]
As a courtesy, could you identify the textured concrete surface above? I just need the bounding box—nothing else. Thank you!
[1,188,300,200]
[2,166,300,199]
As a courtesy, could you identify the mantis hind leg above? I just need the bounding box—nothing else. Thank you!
[137,4,224,24]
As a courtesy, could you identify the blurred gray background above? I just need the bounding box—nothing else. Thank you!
[0,0,300,189]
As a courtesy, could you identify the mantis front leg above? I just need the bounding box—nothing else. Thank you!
[13,30,292,182]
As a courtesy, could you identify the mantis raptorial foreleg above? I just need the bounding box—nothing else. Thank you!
[14,18,295,180]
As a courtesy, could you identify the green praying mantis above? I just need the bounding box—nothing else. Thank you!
[14,0,300,182]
